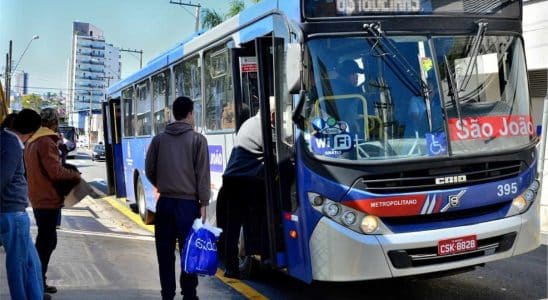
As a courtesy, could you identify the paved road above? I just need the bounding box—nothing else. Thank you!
[242,245,547,300]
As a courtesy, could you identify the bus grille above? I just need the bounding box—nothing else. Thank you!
[387,232,517,269]
[355,161,524,194]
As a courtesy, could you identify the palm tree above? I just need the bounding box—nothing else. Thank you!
[227,0,246,18]
[201,8,224,29]
[201,0,262,30]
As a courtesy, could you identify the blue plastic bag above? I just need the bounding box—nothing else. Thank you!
[182,219,223,276]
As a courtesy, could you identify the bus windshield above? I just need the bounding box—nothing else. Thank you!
[435,35,533,155]
[302,35,533,162]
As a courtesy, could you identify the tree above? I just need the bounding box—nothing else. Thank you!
[201,0,262,30]
[201,8,224,30]
[227,0,245,18]
[21,94,42,112]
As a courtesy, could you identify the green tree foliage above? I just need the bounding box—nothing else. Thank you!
[201,8,224,30]
[201,0,261,30]
[226,0,245,18]
[21,94,43,111]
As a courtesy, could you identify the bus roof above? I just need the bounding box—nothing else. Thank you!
[108,0,298,96]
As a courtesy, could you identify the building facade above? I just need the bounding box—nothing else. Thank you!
[9,70,28,111]
[523,0,548,233]
[67,21,120,143]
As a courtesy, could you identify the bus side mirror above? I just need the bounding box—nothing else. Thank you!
[292,90,306,129]
[286,43,302,94]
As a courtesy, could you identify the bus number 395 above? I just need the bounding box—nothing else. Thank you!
[497,183,517,196]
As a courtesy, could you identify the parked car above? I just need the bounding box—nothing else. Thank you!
[91,144,105,161]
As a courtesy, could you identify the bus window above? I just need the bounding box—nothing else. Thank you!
[136,80,151,136]
[152,70,170,134]
[205,46,235,132]
[174,57,202,130]
[122,87,134,137]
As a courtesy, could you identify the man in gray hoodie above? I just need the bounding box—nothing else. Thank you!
[145,96,210,300]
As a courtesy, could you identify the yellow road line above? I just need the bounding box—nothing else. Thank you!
[102,196,269,300]
[215,269,268,300]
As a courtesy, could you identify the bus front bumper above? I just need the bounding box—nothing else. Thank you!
[309,198,541,281]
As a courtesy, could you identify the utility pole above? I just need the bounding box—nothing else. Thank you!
[119,48,143,69]
[5,41,12,107]
[169,0,201,32]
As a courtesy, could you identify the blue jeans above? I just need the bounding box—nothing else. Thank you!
[0,211,44,299]
[155,197,200,300]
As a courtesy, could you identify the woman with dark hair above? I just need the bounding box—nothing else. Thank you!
[1,113,18,130]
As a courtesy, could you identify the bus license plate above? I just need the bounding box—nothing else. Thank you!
[437,235,477,256]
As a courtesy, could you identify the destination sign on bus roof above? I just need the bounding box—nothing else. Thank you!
[304,0,520,18]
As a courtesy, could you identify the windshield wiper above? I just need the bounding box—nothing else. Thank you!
[364,22,434,130]
[458,22,488,92]
[364,22,427,97]
[444,55,463,124]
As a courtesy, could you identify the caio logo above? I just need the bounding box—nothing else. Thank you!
[435,175,467,185]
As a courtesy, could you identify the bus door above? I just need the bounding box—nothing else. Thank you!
[255,36,287,269]
[103,99,126,197]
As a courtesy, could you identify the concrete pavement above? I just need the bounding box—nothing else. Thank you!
[0,201,245,300]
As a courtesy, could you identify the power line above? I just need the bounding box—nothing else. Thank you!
[119,48,143,68]
[169,1,201,32]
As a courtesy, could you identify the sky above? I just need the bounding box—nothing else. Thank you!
[0,0,257,95]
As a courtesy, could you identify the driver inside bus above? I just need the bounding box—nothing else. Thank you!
[333,59,363,95]
[332,59,368,139]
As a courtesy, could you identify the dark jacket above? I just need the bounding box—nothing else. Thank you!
[145,121,210,206]
[224,113,264,179]
[24,127,81,209]
[0,129,29,212]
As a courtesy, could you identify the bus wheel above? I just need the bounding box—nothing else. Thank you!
[136,179,155,225]
[238,227,258,278]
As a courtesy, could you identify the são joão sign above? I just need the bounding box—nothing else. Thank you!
[448,115,534,141]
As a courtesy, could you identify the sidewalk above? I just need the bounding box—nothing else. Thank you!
[0,203,245,300]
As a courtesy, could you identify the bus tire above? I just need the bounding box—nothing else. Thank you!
[136,178,155,225]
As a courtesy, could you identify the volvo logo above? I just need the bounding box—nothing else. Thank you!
[441,190,467,212]
[435,175,467,185]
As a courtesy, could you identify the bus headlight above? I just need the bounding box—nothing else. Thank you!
[307,192,388,235]
[312,195,324,206]
[506,179,539,217]
[342,211,357,226]
[529,180,540,192]
[510,196,527,212]
[324,203,340,217]
[360,215,379,234]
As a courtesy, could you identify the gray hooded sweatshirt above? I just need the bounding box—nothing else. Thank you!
[145,121,210,206]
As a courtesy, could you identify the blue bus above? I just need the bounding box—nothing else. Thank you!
[105,0,541,283]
